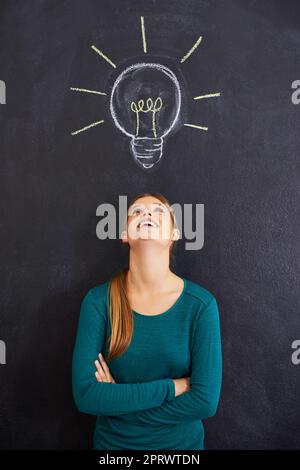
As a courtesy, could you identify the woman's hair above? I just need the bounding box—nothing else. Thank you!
[104,192,179,362]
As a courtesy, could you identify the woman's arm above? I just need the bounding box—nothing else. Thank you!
[71,289,175,417]
[117,297,223,425]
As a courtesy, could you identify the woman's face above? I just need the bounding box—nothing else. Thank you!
[122,196,178,248]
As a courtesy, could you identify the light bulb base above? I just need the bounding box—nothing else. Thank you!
[130,137,163,169]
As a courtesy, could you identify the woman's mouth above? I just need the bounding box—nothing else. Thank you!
[137,219,158,229]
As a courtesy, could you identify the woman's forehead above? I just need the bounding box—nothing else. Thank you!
[129,200,168,210]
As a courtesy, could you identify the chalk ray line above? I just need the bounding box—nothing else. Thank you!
[140,16,147,53]
[184,123,208,131]
[71,120,105,135]
[180,36,203,63]
[70,87,107,96]
[194,92,221,100]
[91,45,116,68]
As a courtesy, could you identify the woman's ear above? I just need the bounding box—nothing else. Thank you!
[121,230,128,243]
[171,228,180,241]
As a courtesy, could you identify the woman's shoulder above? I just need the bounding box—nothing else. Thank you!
[184,277,218,310]
[83,280,110,307]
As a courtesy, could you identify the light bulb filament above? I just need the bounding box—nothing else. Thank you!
[130,97,163,138]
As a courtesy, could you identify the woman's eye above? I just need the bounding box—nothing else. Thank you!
[130,208,141,215]
[129,206,166,216]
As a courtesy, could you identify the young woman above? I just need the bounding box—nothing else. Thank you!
[72,192,222,450]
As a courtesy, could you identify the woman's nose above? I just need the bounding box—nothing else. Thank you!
[142,208,152,216]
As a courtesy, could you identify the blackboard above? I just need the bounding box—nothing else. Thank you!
[0,0,300,450]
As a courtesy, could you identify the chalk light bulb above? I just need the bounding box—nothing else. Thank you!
[110,63,181,169]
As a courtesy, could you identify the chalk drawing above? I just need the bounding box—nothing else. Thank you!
[69,17,222,169]
[91,44,117,68]
[110,63,181,169]
[140,16,147,53]
[186,92,221,130]
[184,123,208,131]
[180,36,203,63]
[71,120,105,136]
[130,97,163,138]
[70,87,107,96]
[194,92,221,100]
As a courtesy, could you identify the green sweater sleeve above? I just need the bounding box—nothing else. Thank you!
[117,297,222,425]
[71,289,175,416]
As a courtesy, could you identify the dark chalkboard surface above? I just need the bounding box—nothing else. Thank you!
[0,0,300,450]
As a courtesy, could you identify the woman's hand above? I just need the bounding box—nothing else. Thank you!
[173,377,190,397]
[94,353,116,383]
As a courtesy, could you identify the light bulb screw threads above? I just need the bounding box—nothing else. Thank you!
[130,137,163,169]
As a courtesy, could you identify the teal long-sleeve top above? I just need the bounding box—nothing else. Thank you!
[71,277,223,450]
